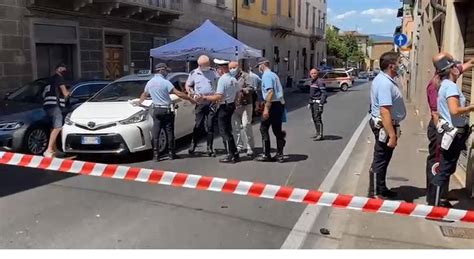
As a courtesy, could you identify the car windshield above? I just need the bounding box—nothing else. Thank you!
[90,80,147,102]
[7,80,48,103]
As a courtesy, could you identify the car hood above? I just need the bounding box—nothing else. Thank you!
[70,100,153,124]
[0,100,42,117]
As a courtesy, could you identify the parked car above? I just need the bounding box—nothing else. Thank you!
[297,70,353,92]
[0,79,111,155]
[62,72,193,155]
[358,71,369,80]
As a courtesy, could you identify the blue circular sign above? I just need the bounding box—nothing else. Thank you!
[394,34,408,47]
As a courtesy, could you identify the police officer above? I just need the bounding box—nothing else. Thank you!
[425,53,473,203]
[255,58,286,163]
[135,63,196,161]
[43,63,70,158]
[428,53,474,207]
[200,59,240,164]
[186,55,220,157]
[368,52,407,199]
[308,68,327,141]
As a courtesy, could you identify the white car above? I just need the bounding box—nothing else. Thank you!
[62,72,195,155]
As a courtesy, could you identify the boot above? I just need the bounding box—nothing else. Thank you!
[256,140,274,162]
[314,124,324,141]
[220,141,239,164]
[207,135,215,157]
[168,152,181,160]
[274,139,286,163]
[153,140,160,162]
[368,170,397,199]
[188,141,197,155]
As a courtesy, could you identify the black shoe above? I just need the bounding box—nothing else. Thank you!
[438,200,453,208]
[220,155,236,164]
[207,148,216,157]
[274,154,285,163]
[311,134,318,139]
[188,147,196,155]
[368,190,397,199]
[255,154,275,162]
[233,154,240,163]
[169,153,181,160]
[314,135,324,141]
[379,190,397,199]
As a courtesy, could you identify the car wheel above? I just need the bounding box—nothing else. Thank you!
[24,127,49,155]
[158,128,168,154]
[341,83,349,92]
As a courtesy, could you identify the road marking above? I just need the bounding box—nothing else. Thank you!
[281,113,370,249]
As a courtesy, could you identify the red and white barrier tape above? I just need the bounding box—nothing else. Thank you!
[1,151,473,223]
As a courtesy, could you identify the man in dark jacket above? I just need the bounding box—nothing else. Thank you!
[309,68,327,141]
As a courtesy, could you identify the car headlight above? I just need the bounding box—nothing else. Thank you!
[65,113,74,126]
[0,121,24,131]
[119,110,148,125]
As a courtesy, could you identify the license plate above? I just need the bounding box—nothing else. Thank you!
[81,136,101,145]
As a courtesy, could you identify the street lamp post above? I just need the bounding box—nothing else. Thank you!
[233,0,238,39]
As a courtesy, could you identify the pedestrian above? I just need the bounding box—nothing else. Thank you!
[427,53,474,207]
[199,59,240,164]
[308,68,327,141]
[229,61,256,157]
[134,63,196,161]
[425,53,473,203]
[248,67,263,117]
[42,63,70,158]
[185,55,220,157]
[368,52,407,199]
[255,58,286,163]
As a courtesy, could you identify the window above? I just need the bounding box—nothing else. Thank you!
[262,0,268,14]
[312,7,316,32]
[90,83,108,95]
[287,50,291,71]
[288,0,292,18]
[318,10,321,29]
[262,49,266,57]
[305,2,310,29]
[72,85,90,97]
[297,0,301,27]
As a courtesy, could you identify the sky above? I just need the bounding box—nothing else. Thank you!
[328,0,402,36]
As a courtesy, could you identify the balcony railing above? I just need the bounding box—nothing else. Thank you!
[271,15,295,32]
[310,27,325,40]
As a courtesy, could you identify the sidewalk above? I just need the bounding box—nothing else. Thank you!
[304,104,474,249]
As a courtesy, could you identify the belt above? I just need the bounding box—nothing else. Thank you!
[154,105,171,108]
[456,126,469,134]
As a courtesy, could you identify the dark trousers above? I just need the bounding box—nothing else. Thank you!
[260,102,285,142]
[432,128,468,188]
[369,119,396,194]
[218,103,237,156]
[310,103,323,135]
[192,102,217,148]
[152,108,175,154]
[426,119,441,196]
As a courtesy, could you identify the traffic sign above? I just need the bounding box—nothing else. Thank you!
[394,34,408,47]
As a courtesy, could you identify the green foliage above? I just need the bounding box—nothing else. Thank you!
[326,28,367,65]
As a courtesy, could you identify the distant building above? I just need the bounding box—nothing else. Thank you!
[340,30,369,70]
[368,41,395,71]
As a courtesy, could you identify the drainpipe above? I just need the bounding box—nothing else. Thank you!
[430,0,446,13]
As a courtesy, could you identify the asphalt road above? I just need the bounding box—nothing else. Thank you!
[0,81,371,248]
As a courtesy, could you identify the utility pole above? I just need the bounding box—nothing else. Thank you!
[233,0,238,39]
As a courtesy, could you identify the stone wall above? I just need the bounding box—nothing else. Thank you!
[0,0,31,94]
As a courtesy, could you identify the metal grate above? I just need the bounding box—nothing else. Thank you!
[440,226,474,239]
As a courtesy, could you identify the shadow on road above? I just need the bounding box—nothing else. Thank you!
[320,135,343,141]
[390,185,426,203]
[0,165,75,198]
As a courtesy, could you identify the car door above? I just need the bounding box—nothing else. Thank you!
[169,74,194,137]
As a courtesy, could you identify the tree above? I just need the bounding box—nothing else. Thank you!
[326,27,348,66]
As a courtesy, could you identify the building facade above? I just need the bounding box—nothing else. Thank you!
[236,0,327,84]
[368,41,395,71]
[340,31,370,70]
[0,0,234,94]
[405,0,474,120]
